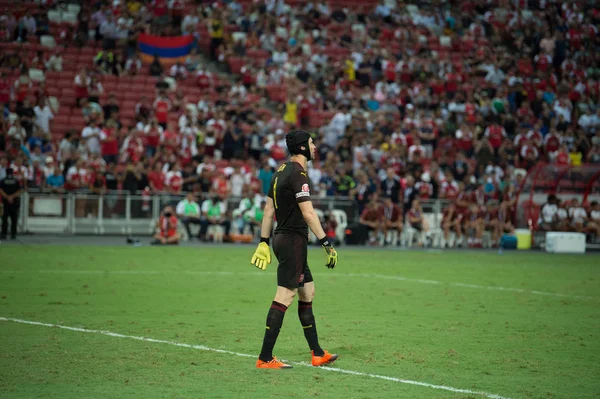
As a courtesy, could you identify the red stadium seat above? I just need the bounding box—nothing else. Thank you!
[227,57,245,74]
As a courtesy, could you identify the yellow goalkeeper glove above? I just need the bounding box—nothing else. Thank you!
[319,237,338,269]
[251,240,271,271]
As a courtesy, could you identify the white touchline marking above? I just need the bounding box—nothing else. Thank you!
[1,269,595,300]
[0,316,513,399]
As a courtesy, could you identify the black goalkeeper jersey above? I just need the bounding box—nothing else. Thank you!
[268,161,312,238]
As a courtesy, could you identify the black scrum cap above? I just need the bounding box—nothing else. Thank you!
[285,130,312,160]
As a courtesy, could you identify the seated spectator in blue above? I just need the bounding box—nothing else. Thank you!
[46,168,65,193]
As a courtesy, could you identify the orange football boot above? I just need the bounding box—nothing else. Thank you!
[256,357,293,369]
[311,350,339,367]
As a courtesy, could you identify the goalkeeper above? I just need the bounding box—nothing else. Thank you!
[251,130,339,369]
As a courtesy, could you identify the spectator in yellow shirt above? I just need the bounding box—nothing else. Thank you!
[283,94,298,126]
[345,59,355,81]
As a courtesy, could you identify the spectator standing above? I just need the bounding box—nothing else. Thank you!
[33,98,54,136]
[0,167,21,240]
[81,120,102,155]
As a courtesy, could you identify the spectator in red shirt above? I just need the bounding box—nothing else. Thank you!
[165,162,183,194]
[153,205,180,245]
[74,67,90,107]
[520,138,540,169]
[442,202,463,248]
[144,119,163,157]
[160,122,180,151]
[0,72,11,110]
[555,144,570,165]
[153,95,171,129]
[147,162,166,193]
[100,119,119,164]
[381,196,402,246]
[484,120,507,151]
[465,203,484,247]
[359,198,382,245]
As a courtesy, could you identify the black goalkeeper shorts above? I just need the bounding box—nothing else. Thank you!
[272,232,313,289]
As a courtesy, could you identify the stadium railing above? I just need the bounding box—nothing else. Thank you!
[17,190,361,236]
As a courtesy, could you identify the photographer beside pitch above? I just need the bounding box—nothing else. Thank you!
[250,130,339,369]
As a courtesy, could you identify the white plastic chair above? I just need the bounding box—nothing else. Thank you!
[331,209,347,242]
[47,10,61,23]
[207,225,224,243]
[40,35,56,49]
[67,4,81,14]
[29,68,45,82]
[424,213,443,247]
[61,11,78,25]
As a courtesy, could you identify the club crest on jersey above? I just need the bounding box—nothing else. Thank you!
[296,184,310,198]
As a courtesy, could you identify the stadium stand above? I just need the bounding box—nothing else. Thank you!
[0,0,599,247]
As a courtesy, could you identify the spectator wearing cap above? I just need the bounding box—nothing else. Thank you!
[44,165,65,193]
[0,167,21,240]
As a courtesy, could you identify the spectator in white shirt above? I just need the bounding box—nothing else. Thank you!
[81,120,102,154]
[272,48,289,66]
[229,165,246,197]
[169,61,188,80]
[8,120,27,145]
[538,195,559,231]
[578,108,599,135]
[34,98,54,135]
[408,137,427,162]
[568,198,588,233]
[45,51,63,72]
[182,9,200,35]
[124,56,142,76]
[176,192,202,238]
[553,98,572,123]
[588,201,600,238]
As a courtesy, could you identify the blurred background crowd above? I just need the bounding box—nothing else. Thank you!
[0,0,599,245]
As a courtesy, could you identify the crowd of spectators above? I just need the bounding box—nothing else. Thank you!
[0,0,599,245]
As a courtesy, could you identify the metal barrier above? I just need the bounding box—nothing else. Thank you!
[18,191,362,236]
[15,191,497,238]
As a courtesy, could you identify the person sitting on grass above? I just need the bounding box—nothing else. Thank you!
[152,206,180,245]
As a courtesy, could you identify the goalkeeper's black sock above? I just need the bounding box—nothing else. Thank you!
[258,301,288,362]
[298,301,324,356]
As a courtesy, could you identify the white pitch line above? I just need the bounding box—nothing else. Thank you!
[1,269,595,300]
[0,316,513,399]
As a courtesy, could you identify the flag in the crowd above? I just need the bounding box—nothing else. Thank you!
[138,34,194,65]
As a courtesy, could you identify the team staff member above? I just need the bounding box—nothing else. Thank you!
[0,168,22,240]
[250,130,339,369]
[152,205,180,245]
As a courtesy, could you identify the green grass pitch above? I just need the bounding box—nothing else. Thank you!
[1,245,599,399]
